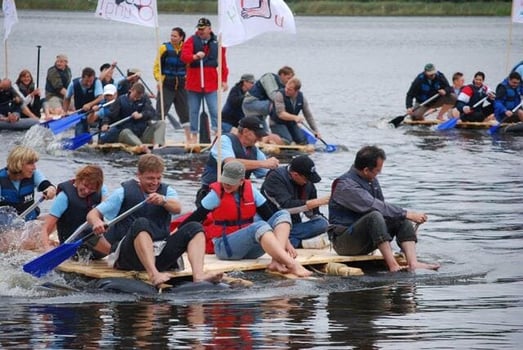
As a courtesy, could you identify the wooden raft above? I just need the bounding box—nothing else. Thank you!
[57,248,398,282]
[87,141,315,155]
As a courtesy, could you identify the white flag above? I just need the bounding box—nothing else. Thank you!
[95,0,158,28]
[219,0,296,47]
[513,0,523,23]
[2,0,18,42]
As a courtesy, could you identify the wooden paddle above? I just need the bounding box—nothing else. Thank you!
[23,199,147,278]
[389,93,440,128]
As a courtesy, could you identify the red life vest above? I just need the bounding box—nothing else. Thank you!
[205,180,257,254]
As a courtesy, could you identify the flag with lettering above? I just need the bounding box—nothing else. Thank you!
[95,0,158,28]
[2,0,18,42]
[514,0,523,23]
[219,0,296,47]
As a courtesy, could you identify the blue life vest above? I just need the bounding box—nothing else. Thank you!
[270,88,304,124]
[497,79,521,111]
[104,180,169,245]
[416,72,445,102]
[0,167,37,220]
[56,180,102,243]
[161,42,186,77]
[189,34,218,68]
[200,133,259,186]
[72,77,97,110]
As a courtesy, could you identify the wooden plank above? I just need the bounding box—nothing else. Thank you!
[57,248,398,281]
[403,119,508,129]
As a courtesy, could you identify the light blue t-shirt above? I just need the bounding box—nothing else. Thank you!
[96,184,178,220]
[0,169,48,193]
[211,134,268,178]
[49,184,109,218]
[201,182,266,211]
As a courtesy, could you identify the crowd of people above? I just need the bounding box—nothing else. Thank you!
[405,61,523,124]
[9,17,523,286]
[0,139,440,286]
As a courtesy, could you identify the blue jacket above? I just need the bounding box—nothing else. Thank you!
[0,167,38,220]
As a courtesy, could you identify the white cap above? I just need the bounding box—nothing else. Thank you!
[103,84,117,96]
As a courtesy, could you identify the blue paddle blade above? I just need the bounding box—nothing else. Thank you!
[325,144,337,152]
[42,112,85,134]
[436,117,459,131]
[488,123,502,135]
[23,240,83,277]
[61,132,93,150]
[301,127,317,144]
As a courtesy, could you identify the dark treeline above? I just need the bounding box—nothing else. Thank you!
[18,1,512,16]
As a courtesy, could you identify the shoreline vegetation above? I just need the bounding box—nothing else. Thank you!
[18,1,511,17]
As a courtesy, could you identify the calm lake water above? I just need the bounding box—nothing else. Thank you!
[1,10,523,349]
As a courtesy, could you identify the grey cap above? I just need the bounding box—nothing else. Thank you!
[240,73,255,83]
[221,161,245,185]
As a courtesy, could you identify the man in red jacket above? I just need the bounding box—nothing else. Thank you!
[181,17,229,143]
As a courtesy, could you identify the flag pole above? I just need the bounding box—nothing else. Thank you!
[155,26,166,122]
[217,33,223,183]
[506,4,514,74]
[4,40,7,78]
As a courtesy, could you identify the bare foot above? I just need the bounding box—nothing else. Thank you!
[193,271,223,284]
[409,262,440,272]
[151,272,174,287]
[287,263,313,277]
[267,261,289,274]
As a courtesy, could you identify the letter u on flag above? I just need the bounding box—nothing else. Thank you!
[95,0,158,28]
[219,0,296,47]
[513,0,523,23]
[2,0,18,42]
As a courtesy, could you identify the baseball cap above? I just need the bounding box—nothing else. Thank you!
[103,84,117,96]
[197,17,211,28]
[239,116,268,137]
[289,155,321,183]
[424,63,436,75]
[240,73,255,83]
[221,161,245,185]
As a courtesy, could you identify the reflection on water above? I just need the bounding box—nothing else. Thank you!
[1,11,522,348]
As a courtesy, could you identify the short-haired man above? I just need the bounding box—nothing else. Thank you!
[269,77,322,145]
[261,155,330,248]
[494,71,523,123]
[328,145,440,272]
[63,67,104,136]
[87,154,222,286]
[406,63,456,121]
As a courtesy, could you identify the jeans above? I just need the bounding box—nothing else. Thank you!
[329,211,417,256]
[289,215,329,248]
[213,210,291,260]
[270,122,307,144]
[187,90,218,133]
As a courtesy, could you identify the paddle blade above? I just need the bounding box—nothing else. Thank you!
[389,114,407,128]
[488,123,502,135]
[43,112,85,134]
[324,143,337,153]
[199,112,211,144]
[61,132,93,150]
[436,117,459,131]
[23,240,83,277]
